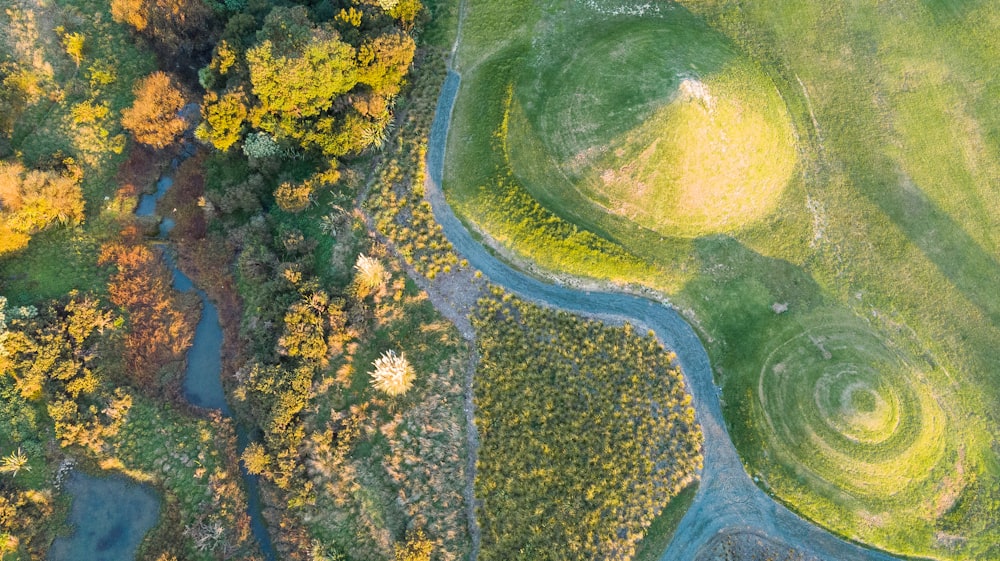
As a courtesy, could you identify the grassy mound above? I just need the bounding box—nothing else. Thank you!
[748,313,971,546]
[759,321,948,496]
[509,18,796,236]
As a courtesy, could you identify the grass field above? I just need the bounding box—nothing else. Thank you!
[444,0,1000,559]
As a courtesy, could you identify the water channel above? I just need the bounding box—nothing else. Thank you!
[51,146,275,561]
[138,149,277,561]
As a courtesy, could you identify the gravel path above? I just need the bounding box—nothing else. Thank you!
[424,68,903,561]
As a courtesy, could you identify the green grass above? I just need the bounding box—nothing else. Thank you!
[444,0,1000,558]
[633,483,697,561]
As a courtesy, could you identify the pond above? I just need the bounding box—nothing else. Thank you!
[48,471,160,561]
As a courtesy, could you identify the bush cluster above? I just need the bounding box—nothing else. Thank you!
[366,49,459,279]
[473,290,703,561]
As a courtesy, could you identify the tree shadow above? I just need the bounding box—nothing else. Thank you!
[860,163,1000,328]
[679,235,828,366]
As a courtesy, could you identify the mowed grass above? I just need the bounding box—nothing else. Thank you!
[444,0,1000,559]
[510,17,797,237]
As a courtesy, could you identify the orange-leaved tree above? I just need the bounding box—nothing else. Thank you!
[121,72,187,149]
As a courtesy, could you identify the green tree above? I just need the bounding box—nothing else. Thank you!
[196,90,248,151]
[246,7,359,154]
[357,33,415,98]
[62,32,86,67]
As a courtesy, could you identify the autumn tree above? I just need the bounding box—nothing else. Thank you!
[0,65,44,142]
[0,483,54,558]
[99,236,193,388]
[273,180,313,213]
[0,161,85,255]
[121,72,187,149]
[0,294,131,455]
[240,441,270,475]
[388,0,424,29]
[61,33,86,67]
[110,0,147,32]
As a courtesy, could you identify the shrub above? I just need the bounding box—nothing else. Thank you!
[242,131,281,159]
[0,448,30,477]
[370,350,414,396]
[353,253,387,298]
[394,529,432,561]
[274,181,313,213]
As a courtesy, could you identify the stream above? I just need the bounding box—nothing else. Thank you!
[136,150,278,561]
[37,145,276,561]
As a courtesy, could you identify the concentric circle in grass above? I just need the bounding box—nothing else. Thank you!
[758,323,948,498]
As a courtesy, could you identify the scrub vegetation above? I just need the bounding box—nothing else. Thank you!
[184,0,473,559]
[446,0,1000,559]
[472,290,702,561]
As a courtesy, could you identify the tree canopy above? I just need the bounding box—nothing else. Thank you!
[199,1,419,162]
[0,161,84,255]
[120,72,187,149]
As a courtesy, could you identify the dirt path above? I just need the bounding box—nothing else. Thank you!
[423,62,903,561]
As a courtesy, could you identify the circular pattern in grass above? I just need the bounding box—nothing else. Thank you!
[510,16,798,237]
[758,324,948,498]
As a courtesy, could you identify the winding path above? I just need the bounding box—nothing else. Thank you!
[424,69,903,561]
